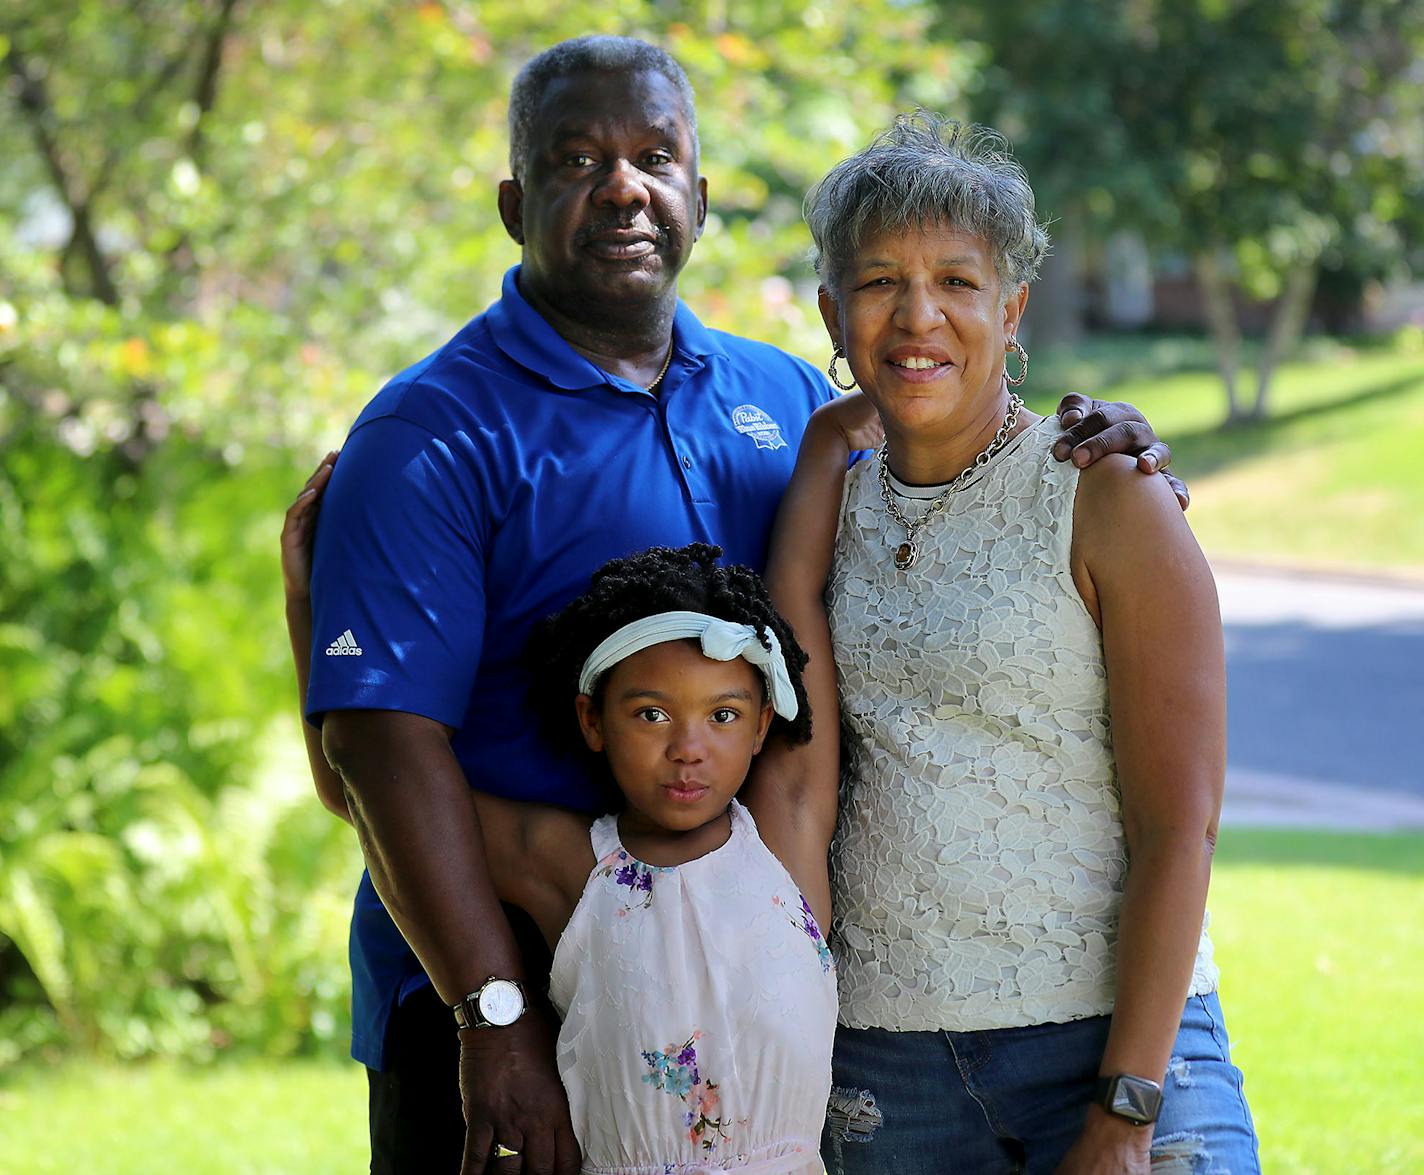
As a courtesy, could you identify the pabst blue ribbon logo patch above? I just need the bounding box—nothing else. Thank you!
[730,404,787,451]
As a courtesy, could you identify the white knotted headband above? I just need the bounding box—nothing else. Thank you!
[576,610,799,721]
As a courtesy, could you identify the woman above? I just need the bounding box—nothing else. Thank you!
[767,114,1258,1174]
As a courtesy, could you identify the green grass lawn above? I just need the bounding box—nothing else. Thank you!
[1211,828,1424,1173]
[2,828,1419,1173]
[1028,337,1424,575]
[0,1056,369,1174]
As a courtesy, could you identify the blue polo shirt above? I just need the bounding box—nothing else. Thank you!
[307,266,832,1068]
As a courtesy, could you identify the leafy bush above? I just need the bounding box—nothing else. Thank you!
[0,386,359,1061]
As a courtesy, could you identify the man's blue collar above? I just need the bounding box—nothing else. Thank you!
[485,266,726,391]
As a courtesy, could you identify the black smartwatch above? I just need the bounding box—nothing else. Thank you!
[452,977,527,1030]
[1094,1073,1163,1125]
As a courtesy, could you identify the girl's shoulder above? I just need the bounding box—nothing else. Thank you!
[521,803,600,910]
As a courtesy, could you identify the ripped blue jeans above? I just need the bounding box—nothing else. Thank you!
[821,991,1259,1174]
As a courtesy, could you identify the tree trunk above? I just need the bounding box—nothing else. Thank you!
[1193,250,1245,422]
[65,201,121,306]
[1025,208,1086,351]
[162,0,241,310]
[1252,260,1319,419]
[8,50,121,306]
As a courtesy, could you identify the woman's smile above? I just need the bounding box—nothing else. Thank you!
[885,346,956,383]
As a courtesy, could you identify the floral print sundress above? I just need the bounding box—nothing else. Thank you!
[549,799,837,1175]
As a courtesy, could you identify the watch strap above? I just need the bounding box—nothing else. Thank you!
[452,995,478,1030]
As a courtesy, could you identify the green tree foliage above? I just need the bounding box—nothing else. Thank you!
[0,1,968,1062]
[954,0,1424,419]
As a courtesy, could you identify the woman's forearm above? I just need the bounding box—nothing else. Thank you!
[763,410,855,804]
[1070,454,1227,1097]
[744,409,860,920]
[286,596,353,823]
[279,453,350,822]
[765,411,854,607]
[1099,829,1216,1083]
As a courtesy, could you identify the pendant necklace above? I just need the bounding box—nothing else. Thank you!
[876,394,1024,571]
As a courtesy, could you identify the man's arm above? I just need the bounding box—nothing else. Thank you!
[305,417,578,1175]
[322,711,533,999]
[323,711,580,1175]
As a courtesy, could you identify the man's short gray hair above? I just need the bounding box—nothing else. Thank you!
[806,111,1050,296]
[508,36,699,183]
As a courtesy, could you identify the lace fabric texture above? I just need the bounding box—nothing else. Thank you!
[827,416,1217,1033]
[549,800,836,1175]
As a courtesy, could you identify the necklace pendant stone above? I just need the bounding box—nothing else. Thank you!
[894,539,918,570]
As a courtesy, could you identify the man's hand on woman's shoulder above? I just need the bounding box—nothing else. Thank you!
[1053,394,1188,511]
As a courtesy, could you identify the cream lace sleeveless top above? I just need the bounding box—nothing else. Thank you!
[549,800,836,1175]
[826,415,1217,1033]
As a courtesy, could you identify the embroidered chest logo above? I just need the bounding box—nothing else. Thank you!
[730,404,787,451]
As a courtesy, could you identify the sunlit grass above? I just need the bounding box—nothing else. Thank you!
[0,1057,368,1174]
[2,830,1419,1174]
[1210,828,1424,1173]
[1028,338,1424,573]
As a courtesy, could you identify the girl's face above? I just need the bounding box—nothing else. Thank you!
[575,639,773,833]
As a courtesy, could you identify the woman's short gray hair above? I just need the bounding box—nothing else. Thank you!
[806,111,1050,295]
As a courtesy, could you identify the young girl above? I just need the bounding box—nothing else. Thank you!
[285,488,838,1174]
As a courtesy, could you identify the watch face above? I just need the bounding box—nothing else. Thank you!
[478,979,525,1026]
[1108,1076,1161,1124]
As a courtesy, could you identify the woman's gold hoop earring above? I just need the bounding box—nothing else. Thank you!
[828,347,858,392]
[1005,337,1029,387]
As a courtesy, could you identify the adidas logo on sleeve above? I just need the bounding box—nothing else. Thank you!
[325,629,364,656]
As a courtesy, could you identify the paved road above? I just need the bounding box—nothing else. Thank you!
[1214,564,1424,832]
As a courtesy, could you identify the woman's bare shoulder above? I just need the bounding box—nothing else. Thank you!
[1074,452,1185,532]
[1070,454,1208,624]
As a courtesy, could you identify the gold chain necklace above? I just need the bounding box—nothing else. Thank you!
[644,343,674,392]
[876,394,1024,571]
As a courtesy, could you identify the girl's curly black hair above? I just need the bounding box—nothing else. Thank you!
[527,543,813,765]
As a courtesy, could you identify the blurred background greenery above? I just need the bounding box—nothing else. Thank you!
[2,1,1422,1171]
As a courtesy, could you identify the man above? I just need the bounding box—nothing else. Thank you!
[305,35,1175,1175]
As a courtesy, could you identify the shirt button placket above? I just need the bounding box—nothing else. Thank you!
[664,400,709,507]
